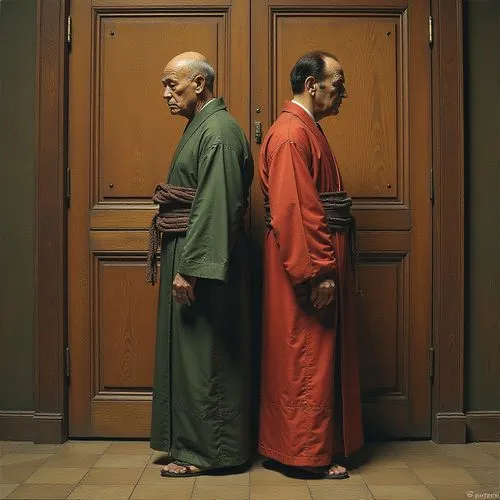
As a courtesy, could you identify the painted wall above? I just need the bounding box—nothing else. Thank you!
[0,0,37,411]
[0,0,499,430]
[464,0,500,411]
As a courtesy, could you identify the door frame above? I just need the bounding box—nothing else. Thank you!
[33,0,467,443]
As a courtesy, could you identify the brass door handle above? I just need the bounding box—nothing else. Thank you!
[254,121,262,144]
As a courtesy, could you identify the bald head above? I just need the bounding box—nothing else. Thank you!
[161,52,216,119]
[163,52,215,92]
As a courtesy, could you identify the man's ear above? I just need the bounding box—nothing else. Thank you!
[194,75,205,94]
[304,75,317,95]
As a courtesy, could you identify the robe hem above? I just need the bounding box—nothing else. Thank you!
[150,442,248,468]
[258,443,331,467]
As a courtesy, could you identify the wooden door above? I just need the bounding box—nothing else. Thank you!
[251,0,432,438]
[68,0,250,437]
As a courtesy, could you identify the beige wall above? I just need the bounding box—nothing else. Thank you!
[464,0,500,411]
[0,0,499,424]
[0,0,37,411]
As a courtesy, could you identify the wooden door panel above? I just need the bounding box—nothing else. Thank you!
[276,16,400,199]
[98,260,157,389]
[69,0,249,437]
[251,0,431,438]
[98,16,223,200]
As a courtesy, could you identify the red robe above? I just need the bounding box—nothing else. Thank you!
[258,102,363,466]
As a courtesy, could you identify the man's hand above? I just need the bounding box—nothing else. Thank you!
[310,278,335,310]
[172,273,197,306]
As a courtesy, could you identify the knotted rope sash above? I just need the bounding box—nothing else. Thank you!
[264,190,358,271]
[146,183,197,285]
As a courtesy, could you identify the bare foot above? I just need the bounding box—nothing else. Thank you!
[161,461,201,475]
[327,463,348,477]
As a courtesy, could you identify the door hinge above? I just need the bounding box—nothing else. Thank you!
[429,167,434,203]
[65,168,71,205]
[65,347,71,378]
[428,346,435,379]
[428,15,433,47]
[66,15,72,47]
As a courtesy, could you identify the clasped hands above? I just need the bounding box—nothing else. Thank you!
[310,276,336,310]
[172,273,197,306]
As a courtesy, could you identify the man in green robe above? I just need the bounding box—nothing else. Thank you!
[149,52,253,477]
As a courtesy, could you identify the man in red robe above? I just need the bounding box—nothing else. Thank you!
[258,51,363,479]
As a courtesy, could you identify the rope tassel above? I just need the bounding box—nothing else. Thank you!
[145,183,197,285]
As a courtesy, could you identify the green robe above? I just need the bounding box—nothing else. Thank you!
[150,98,253,469]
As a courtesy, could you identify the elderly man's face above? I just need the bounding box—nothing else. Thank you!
[161,63,199,119]
[314,58,348,119]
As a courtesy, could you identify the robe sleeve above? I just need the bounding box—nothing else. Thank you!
[267,139,336,286]
[177,139,243,282]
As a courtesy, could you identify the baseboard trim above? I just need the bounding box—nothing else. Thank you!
[0,411,66,443]
[466,411,500,442]
[434,412,467,443]
[0,411,34,441]
[32,412,66,444]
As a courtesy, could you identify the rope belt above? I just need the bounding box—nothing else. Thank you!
[146,183,197,285]
[264,190,358,271]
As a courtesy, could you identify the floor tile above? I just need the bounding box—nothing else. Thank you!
[12,443,62,454]
[0,454,53,467]
[0,485,18,500]
[412,467,479,486]
[130,483,195,500]
[196,470,250,486]
[41,453,100,469]
[148,452,171,467]
[357,456,409,469]
[7,483,75,499]
[439,444,499,467]
[250,484,311,500]
[368,484,436,499]
[59,441,112,455]
[383,441,444,455]
[477,443,500,459]
[403,453,458,468]
[80,467,143,485]
[68,484,135,500]
[250,465,307,485]
[0,444,20,457]
[309,482,374,500]
[93,454,150,469]
[104,442,153,456]
[0,464,40,483]
[192,483,249,500]
[25,467,88,484]
[426,484,498,500]
[464,466,500,486]
[360,467,423,486]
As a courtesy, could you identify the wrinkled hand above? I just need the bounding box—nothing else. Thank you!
[172,273,197,306]
[310,278,335,310]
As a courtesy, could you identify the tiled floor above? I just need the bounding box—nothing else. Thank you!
[0,440,499,499]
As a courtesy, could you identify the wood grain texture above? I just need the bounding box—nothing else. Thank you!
[431,0,465,443]
[34,0,69,443]
[97,259,157,390]
[31,0,465,443]
[68,0,250,437]
[276,16,399,199]
[97,14,224,200]
[251,0,432,439]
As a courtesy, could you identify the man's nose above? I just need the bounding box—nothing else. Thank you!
[163,88,172,99]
